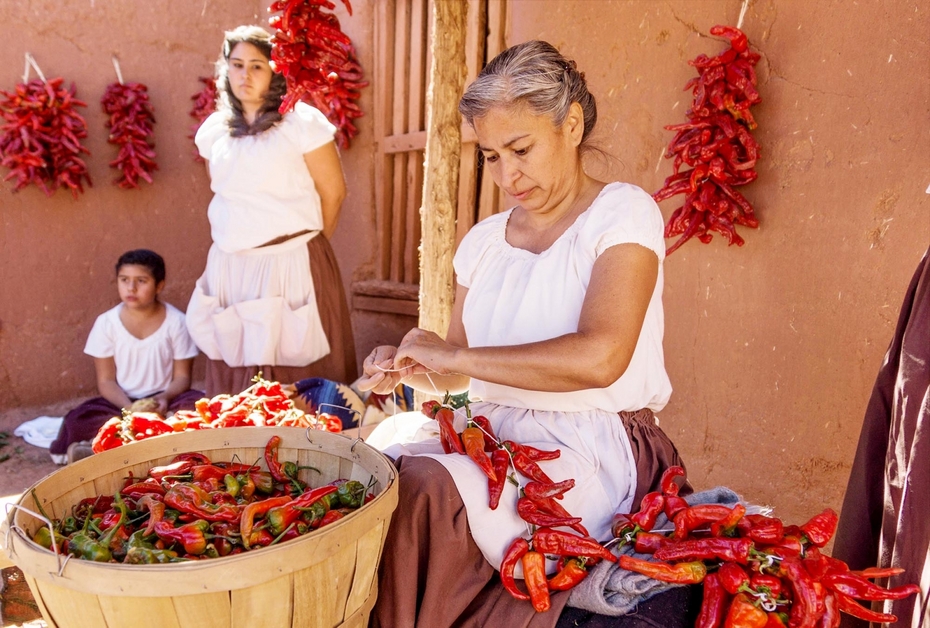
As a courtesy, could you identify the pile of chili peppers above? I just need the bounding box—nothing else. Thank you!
[611,466,920,626]
[425,398,613,612]
[101,81,157,189]
[187,76,217,161]
[32,435,374,563]
[268,0,367,148]
[0,77,92,198]
[92,377,342,455]
[654,25,761,255]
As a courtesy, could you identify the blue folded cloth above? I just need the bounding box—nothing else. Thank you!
[293,378,365,430]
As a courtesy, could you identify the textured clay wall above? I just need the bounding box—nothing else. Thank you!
[507,0,929,523]
[0,0,377,409]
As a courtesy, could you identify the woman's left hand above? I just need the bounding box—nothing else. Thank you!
[394,328,458,377]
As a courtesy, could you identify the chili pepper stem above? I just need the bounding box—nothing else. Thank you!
[270,522,297,546]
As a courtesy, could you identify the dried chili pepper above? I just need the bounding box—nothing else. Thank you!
[718,561,751,595]
[779,556,823,628]
[505,441,561,462]
[696,572,729,628]
[533,528,617,563]
[629,491,666,532]
[268,0,367,148]
[471,415,497,451]
[517,497,582,530]
[821,572,919,601]
[798,508,838,548]
[618,555,707,584]
[548,556,590,591]
[500,537,531,601]
[833,591,898,623]
[101,81,157,188]
[633,531,669,554]
[487,448,510,510]
[750,574,782,598]
[462,426,497,481]
[188,76,216,160]
[654,537,752,565]
[661,466,686,496]
[710,503,746,537]
[510,450,554,484]
[672,504,735,539]
[664,495,690,520]
[724,592,768,628]
[524,478,574,501]
[522,550,551,612]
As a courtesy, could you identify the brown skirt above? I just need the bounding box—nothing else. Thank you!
[370,409,690,628]
[205,234,358,396]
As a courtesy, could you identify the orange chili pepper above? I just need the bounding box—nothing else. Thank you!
[521,550,551,612]
[462,426,496,481]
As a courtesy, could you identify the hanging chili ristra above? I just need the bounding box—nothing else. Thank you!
[101,79,157,189]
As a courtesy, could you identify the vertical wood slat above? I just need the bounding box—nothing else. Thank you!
[477,0,508,221]
[390,0,412,282]
[405,0,427,285]
[374,0,396,280]
[456,0,487,245]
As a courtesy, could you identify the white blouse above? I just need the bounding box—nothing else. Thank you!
[195,102,337,252]
[84,303,199,399]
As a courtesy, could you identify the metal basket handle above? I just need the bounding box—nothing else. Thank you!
[3,502,70,576]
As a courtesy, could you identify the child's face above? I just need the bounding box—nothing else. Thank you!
[117,264,163,309]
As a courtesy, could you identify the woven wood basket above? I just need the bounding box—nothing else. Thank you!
[2,427,398,628]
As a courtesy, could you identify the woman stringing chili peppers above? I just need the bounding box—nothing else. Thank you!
[185,25,357,396]
[358,40,691,627]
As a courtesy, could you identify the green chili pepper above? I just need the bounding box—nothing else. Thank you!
[124,546,183,564]
[336,480,366,509]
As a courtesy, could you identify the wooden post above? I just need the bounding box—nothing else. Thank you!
[419,0,468,336]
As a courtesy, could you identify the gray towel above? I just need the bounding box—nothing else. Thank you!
[567,487,743,616]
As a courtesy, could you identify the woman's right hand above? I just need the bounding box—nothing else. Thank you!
[357,345,403,394]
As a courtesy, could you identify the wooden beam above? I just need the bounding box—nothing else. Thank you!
[419,0,468,336]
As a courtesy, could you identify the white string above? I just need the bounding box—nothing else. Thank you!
[737,0,750,29]
[23,53,46,83]
[112,56,124,85]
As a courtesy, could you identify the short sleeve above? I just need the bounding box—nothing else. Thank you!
[166,305,200,360]
[453,211,509,289]
[83,311,115,358]
[585,184,666,260]
[194,111,228,160]
[290,102,337,154]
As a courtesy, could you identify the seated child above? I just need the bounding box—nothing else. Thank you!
[49,249,203,462]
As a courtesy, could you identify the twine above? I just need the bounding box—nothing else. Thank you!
[737,0,750,29]
[112,56,124,85]
[23,53,47,84]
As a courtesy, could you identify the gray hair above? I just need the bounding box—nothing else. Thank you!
[459,40,597,146]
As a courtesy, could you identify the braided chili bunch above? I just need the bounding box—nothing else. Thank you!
[655,25,761,255]
[268,0,367,148]
[101,82,157,189]
[187,76,217,161]
[0,77,92,198]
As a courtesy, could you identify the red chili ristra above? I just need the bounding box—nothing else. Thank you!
[187,76,216,161]
[101,81,157,189]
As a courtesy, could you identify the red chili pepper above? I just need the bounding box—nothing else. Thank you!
[532,528,618,563]
[148,460,194,481]
[738,514,784,544]
[462,426,496,481]
[240,495,291,549]
[696,572,729,628]
[120,481,166,497]
[629,492,666,532]
[724,592,767,628]
[851,566,905,579]
[798,508,838,548]
[187,76,217,161]
[487,449,510,510]
[517,497,583,530]
[818,591,840,628]
[471,415,497,451]
[718,562,750,595]
[163,483,240,523]
[833,591,898,623]
[654,537,752,565]
[821,572,919,601]
[672,504,736,539]
[710,503,746,537]
[435,407,465,454]
[521,550,551,612]
[526,495,589,537]
[633,531,669,554]
[779,556,823,628]
[547,556,590,591]
[506,441,561,462]
[750,574,782,598]
[661,466,686,496]
[153,519,209,555]
[101,81,158,189]
[319,509,345,527]
[500,537,531,601]
[91,417,124,453]
[265,485,339,536]
[618,555,707,584]
[664,494,690,520]
[764,613,788,628]
[264,435,292,483]
[510,450,553,484]
[523,478,574,501]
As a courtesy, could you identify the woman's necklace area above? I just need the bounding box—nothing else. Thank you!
[509,180,602,254]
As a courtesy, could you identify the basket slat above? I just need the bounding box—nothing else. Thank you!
[5,427,398,628]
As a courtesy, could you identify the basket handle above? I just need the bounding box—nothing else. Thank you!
[4,502,69,575]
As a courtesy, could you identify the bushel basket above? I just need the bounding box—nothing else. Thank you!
[3,426,398,628]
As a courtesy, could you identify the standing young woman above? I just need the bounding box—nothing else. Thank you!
[186,25,357,396]
[360,41,693,627]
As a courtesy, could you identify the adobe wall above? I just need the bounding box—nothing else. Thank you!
[507,0,929,522]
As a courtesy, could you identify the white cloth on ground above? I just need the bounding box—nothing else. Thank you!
[14,416,64,449]
[84,303,199,399]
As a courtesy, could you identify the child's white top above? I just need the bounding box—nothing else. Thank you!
[84,303,199,399]
[195,102,337,253]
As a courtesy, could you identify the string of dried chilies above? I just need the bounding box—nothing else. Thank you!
[268,0,367,148]
[101,59,157,189]
[654,26,761,255]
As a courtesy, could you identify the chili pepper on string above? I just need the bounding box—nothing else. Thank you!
[764,613,789,628]
[820,572,919,601]
[779,556,824,628]
[696,572,730,628]
[633,531,669,554]
[517,497,583,530]
[500,537,531,601]
[462,425,497,481]
[533,528,618,563]
[750,575,782,598]
[522,550,551,612]
[718,562,751,595]
[798,508,838,548]
[524,478,574,502]
[711,503,747,537]
[661,466,686,496]
[434,406,466,454]
[832,591,898,624]
[737,514,784,544]
[101,76,157,189]
[547,557,591,591]
[672,504,735,539]
[187,76,216,160]
[487,448,510,510]
[268,0,367,148]
[504,440,561,462]
[654,537,752,565]
[817,592,840,628]
[851,565,905,579]
[724,592,768,628]
[524,495,589,537]
[618,555,707,584]
[471,415,497,451]
[664,495,690,520]
[510,449,554,484]
[630,491,667,532]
